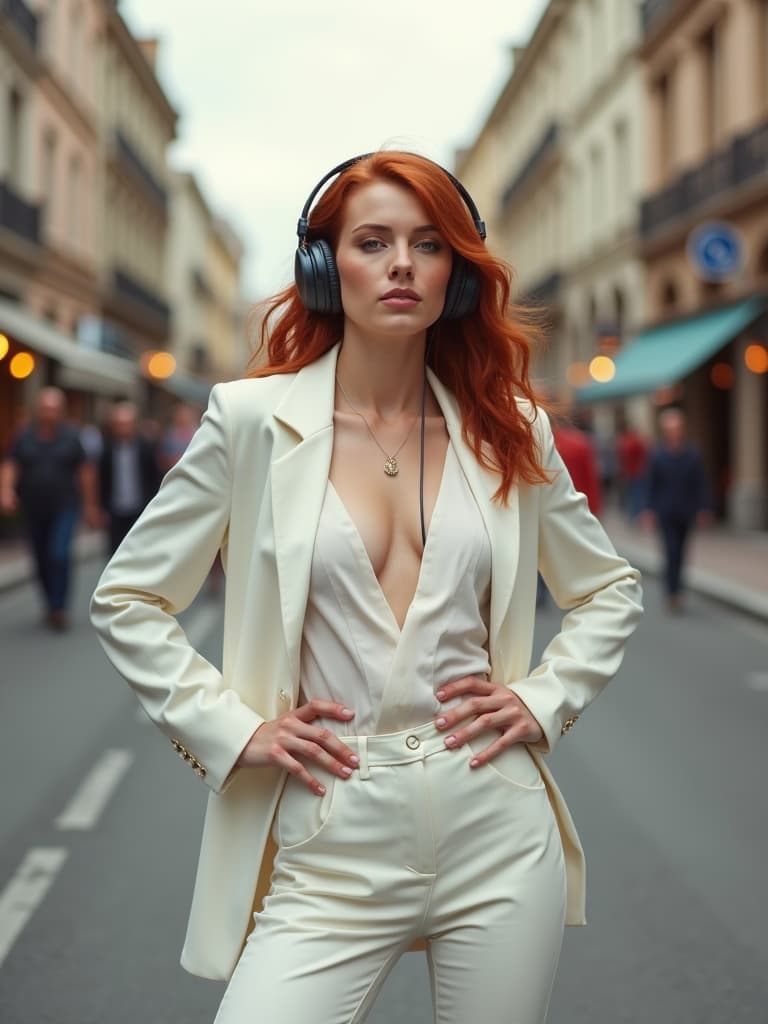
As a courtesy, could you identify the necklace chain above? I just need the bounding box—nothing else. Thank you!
[335,375,418,477]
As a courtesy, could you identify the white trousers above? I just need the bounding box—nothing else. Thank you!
[214,719,567,1024]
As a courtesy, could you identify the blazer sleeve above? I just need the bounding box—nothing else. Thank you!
[508,410,643,755]
[90,385,265,793]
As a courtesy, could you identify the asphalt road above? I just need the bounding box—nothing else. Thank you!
[0,556,766,1023]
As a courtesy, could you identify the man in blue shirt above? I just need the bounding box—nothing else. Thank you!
[642,407,712,611]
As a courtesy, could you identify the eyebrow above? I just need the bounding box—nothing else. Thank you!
[350,223,440,234]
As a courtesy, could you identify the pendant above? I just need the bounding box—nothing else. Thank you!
[384,455,399,477]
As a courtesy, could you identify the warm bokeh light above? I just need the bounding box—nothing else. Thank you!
[0,333,9,360]
[9,351,35,379]
[145,351,176,379]
[566,361,591,387]
[588,355,615,383]
[710,362,734,390]
[744,344,768,374]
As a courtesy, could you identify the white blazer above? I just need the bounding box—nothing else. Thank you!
[91,342,642,980]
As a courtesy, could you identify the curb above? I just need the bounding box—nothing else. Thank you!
[611,536,768,624]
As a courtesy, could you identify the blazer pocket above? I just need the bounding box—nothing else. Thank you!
[275,767,337,850]
[467,738,545,791]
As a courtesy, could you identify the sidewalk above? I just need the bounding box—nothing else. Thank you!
[1,515,766,621]
[601,507,768,622]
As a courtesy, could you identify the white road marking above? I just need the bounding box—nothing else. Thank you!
[746,672,768,692]
[55,749,135,831]
[0,848,68,967]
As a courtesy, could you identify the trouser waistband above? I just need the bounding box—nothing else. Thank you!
[344,719,457,779]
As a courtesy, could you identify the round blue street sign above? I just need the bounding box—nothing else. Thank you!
[687,221,744,281]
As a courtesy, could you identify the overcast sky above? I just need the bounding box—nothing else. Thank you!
[120,0,549,299]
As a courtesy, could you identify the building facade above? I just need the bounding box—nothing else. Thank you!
[636,0,768,527]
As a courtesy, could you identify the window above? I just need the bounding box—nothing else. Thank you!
[656,71,675,180]
[6,88,23,187]
[614,119,630,223]
[700,22,724,150]
[67,153,82,246]
[42,129,57,232]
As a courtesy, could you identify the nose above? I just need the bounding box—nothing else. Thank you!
[388,241,414,280]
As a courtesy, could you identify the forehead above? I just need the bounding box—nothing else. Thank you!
[341,179,431,230]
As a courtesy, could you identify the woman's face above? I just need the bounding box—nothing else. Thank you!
[334,180,453,338]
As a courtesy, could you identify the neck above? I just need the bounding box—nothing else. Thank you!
[336,325,427,416]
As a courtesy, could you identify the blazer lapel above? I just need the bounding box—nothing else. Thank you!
[427,368,520,670]
[270,344,340,682]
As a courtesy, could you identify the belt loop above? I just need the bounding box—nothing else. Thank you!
[357,736,370,780]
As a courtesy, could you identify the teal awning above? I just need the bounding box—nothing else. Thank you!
[576,298,765,403]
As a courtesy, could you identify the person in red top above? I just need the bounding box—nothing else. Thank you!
[551,421,602,517]
[615,418,649,520]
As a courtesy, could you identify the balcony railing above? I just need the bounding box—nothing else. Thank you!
[114,130,168,209]
[641,0,681,36]
[112,268,170,331]
[0,180,40,245]
[500,121,560,211]
[0,0,39,50]
[641,119,768,237]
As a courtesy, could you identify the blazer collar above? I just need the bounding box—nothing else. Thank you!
[270,343,520,682]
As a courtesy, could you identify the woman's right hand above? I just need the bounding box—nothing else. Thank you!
[236,700,359,795]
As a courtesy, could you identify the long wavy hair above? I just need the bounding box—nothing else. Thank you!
[247,151,548,503]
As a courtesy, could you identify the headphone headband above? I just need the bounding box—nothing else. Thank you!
[296,152,487,244]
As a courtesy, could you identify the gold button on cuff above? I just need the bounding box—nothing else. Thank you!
[405,735,421,750]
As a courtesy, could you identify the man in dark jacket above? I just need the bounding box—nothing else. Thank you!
[642,407,711,610]
[98,402,161,555]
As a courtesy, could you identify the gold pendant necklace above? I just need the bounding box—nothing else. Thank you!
[335,376,418,477]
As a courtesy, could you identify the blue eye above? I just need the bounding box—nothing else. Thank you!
[417,239,441,252]
[360,239,384,251]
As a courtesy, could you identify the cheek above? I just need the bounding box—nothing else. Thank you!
[337,255,375,297]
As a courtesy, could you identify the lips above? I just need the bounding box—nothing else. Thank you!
[381,288,420,301]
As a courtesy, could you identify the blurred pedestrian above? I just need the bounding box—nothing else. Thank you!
[98,401,161,555]
[0,387,98,630]
[642,407,712,611]
[615,417,649,521]
[159,402,199,473]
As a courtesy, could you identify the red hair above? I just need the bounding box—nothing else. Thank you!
[247,151,548,503]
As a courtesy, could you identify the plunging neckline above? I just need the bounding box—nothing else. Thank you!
[326,443,452,635]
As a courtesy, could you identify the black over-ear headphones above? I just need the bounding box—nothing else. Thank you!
[294,153,487,320]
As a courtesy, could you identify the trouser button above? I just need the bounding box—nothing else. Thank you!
[405,735,420,750]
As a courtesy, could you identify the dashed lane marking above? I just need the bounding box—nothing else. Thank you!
[55,749,135,831]
[0,848,68,967]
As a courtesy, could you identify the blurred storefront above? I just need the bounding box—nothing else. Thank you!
[582,0,768,529]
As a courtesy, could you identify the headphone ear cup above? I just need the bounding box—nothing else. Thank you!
[294,239,342,314]
[442,256,481,320]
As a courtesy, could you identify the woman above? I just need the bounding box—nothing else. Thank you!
[91,151,642,1023]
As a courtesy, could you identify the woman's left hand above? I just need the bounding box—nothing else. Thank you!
[434,676,543,767]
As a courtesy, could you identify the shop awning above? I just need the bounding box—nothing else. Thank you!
[576,298,765,403]
[0,299,139,398]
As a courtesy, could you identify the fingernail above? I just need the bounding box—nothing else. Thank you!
[348,754,360,765]
[341,766,352,776]
[445,735,457,748]
[435,690,446,701]
[342,707,355,716]
[316,784,326,795]
[469,758,480,768]
[435,717,447,729]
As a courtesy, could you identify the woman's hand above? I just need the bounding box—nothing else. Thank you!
[237,700,359,795]
[434,676,543,767]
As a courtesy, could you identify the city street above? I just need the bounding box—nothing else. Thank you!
[0,558,767,1023]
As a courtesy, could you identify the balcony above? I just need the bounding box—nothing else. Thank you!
[114,130,168,210]
[0,0,39,50]
[112,267,170,333]
[0,179,40,245]
[641,119,768,237]
[500,121,561,211]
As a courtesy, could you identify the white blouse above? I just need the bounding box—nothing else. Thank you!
[299,442,493,735]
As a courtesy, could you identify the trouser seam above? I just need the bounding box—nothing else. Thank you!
[347,942,407,1024]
